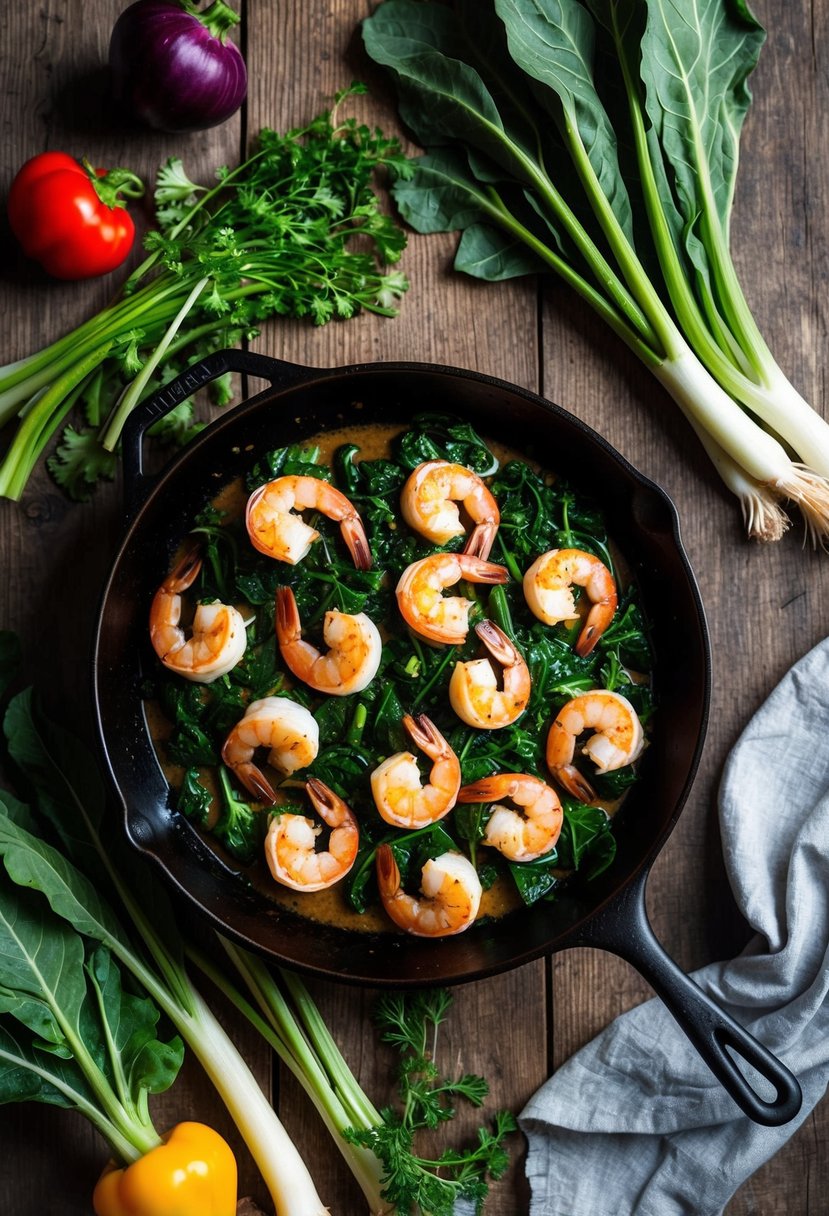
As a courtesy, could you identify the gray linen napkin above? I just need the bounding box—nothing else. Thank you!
[519,637,829,1216]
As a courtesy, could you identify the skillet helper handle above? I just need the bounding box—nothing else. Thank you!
[120,348,312,517]
[577,868,802,1127]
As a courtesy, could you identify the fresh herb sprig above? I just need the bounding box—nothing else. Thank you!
[0,84,410,501]
[344,989,517,1214]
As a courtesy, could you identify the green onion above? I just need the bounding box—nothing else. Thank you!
[363,0,829,543]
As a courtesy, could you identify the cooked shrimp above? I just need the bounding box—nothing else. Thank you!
[275,586,382,696]
[370,714,461,829]
[449,619,530,729]
[221,696,320,803]
[400,460,500,558]
[149,546,247,684]
[246,475,372,569]
[546,689,644,802]
[457,774,563,862]
[264,777,358,892]
[523,548,617,657]
[375,844,482,937]
[395,552,509,644]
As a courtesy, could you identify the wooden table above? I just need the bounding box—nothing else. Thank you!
[1,2,826,1212]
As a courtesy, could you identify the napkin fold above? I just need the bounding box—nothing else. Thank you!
[520,637,829,1216]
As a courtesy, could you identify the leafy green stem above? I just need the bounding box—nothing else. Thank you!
[607,15,768,395]
[559,112,677,359]
[0,277,192,417]
[0,342,114,501]
[0,1043,146,1164]
[484,183,661,359]
[101,276,210,451]
[200,939,392,1215]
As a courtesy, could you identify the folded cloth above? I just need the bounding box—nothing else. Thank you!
[519,637,829,1216]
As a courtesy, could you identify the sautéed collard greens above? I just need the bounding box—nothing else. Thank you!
[147,415,654,923]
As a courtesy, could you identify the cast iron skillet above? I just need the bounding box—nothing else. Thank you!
[93,348,801,1127]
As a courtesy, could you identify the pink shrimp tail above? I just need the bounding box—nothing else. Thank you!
[456,776,516,803]
[375,842,401,899]
[553,764,598,804]
[343,520,373,571]
[474,618,520,665]
[226,758,278,805]
[161,543,203,594]
[403,712,444,758]
[275,585,301,646]
[458,555,510,584]
[575,600,617,657]
[305,776,350,829]
[463,521,498,561]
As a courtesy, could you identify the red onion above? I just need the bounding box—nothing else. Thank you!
[109,0,247,133]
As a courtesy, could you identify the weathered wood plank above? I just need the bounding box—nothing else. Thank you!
[543,1,829,1213]
[0,0,827,1212]
[244,3,545,1210]
[0,2,271,1211]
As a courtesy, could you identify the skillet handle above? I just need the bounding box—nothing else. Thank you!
[120,348,313,517]
[576,867,802,1127]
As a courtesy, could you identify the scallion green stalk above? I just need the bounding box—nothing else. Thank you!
[194,939,395,1216]
[81,834,330,1216]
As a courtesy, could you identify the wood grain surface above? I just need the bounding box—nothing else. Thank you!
[0,1,826,1213]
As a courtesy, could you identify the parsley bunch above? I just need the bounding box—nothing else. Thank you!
[346,989,517,1214]
[0,85,409,501]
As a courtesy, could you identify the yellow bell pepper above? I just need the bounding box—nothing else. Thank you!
[92,1121,237,1216]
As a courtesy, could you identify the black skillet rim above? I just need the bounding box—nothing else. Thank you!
[92,357,711,987]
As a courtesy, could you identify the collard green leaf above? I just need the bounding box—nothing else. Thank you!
[494,0,635,243]
[455,224,545,280]
[2,694,188,985]
[3,689,107,882]
[0,790,39,836]
[0,882,86,1054]
[508,854,559,904]
[0,806,131,958]
[214,771,262,865]
[390,148,562,273]
[363,1,539,182]
[86,947,183,1098]
[176,768,213,827]
[588,0,766,336]
[0,1017,89,1109]
[0,890,167,1112]
[393,149,495,236]
[455,0,552,155]
[556,804,616,876]
[637,0,764,236]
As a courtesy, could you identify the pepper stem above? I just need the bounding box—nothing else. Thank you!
[81,160,145,208]
[181,0,241,40]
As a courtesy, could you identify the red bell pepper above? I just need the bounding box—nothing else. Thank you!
[7,151,144,280]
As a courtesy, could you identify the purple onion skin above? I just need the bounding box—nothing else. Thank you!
[109,0,247,133]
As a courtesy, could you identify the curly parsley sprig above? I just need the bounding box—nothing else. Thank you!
[345,989,518,1215]
[0,84,410,501]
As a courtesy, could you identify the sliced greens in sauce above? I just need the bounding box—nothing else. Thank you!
[146,415,654,923]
